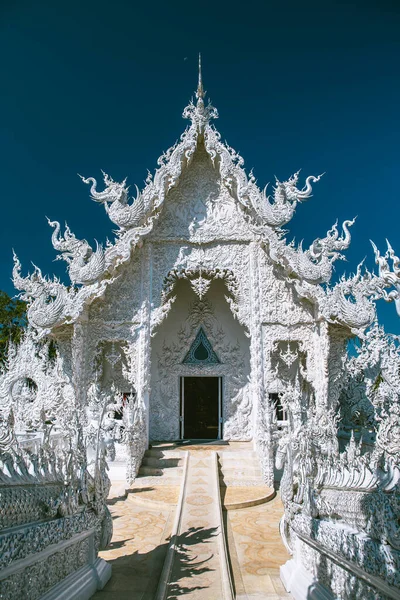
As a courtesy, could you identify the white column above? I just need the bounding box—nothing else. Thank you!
[250,243,273,485]
[71,310,89,411]
[136,242,153,447]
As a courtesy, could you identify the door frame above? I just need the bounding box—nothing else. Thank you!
[180,375,223,440]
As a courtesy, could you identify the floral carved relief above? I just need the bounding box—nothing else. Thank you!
[150,293,252,441]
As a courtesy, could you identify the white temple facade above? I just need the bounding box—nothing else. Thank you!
[11,66,354,481]
[1,63,399,600]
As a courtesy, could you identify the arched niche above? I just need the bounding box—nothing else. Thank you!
[149,278,251,441]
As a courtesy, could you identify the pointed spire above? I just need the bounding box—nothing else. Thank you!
[196,53,205,101]
[182,53,218,128]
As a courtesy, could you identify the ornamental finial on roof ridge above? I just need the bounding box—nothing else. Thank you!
[182,54,218,130]
[196,53,205,101]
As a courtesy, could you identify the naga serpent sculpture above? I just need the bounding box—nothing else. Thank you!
[80,172,145,230]
[47,219,105,285]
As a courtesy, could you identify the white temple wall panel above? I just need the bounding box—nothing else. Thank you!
[147,142,256,244]
[258,248,315,325]
[326,325,348,409]
[149,279,252,441]
[88,250,144,323]
[149,240,253,331]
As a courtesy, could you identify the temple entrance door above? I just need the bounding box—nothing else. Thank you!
[180,376,222,440]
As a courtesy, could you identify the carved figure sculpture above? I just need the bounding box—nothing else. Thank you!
[80,172,146,230]
[48,219,105,285]
[250,172,324,228]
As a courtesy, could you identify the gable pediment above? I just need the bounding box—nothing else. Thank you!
[148,142,256,243]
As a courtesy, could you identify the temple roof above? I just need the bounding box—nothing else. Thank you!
[13,61,400,338]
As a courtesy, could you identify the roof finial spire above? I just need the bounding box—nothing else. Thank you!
[196,53,205,100]
[183,53,218,126]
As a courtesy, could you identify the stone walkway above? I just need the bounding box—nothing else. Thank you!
[92,489,175,600]
[164,451,232,599]
[93,443,291,599]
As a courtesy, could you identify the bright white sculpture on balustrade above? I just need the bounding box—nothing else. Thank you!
[1,57,399,599]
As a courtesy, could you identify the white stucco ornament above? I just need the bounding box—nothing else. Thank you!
[2,57,399,600]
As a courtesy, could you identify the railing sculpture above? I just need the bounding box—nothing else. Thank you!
[278,326,400,600]
[0,397,113,599]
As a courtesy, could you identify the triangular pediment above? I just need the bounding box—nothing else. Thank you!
[182,327,220,365]
[148,141,256,242]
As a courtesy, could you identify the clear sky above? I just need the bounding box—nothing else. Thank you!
[1,0,399,332]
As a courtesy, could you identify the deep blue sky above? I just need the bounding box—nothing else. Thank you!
[1,0,399,332]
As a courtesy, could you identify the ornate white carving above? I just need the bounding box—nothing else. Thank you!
[267,218,355,286]
[0,385,112,599]
[277,321,400,598]
[48,219,105,285]
[371,239,400,317]
[12,252,112,338]
[250,172,324,228]
[104,341,122,368]
[123,394,147,484]
[5,63,400,598]
[150,296,251,441]
[80,173,146,230]
[12,254,67,331]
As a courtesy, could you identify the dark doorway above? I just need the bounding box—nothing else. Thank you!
[181,377,221,439]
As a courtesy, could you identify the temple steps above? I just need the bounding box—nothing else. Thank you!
[221,485,275,510]
[102,442,287,599]
[218,450,274,510]
[130,447,186,488]
[219,466,263,478]
[137,466,184,477]
[134,446,273,504]
[145,448,183,459]
[218,449,259,460]
[141,456,184,468]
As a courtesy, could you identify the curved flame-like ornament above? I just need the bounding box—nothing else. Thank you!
[47,219,105,285]
[27,286,67,330]
[337,288,376,331]
[12,252,67,330]
[371,239,400,317]
[281,218,356,285]
[80,172,145,230]
[250,172,324,228]
[322,262,378,333]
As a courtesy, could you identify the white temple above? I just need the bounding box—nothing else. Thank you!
[1,60,399,599]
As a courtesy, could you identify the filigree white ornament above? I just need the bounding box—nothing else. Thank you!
[3,59,400,599]
[48,219,105,285]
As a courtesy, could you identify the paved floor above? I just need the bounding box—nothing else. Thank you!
[93,444,291,599]
[92,493,175,600]
[227,496,291,599]
[221,486,275,509]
